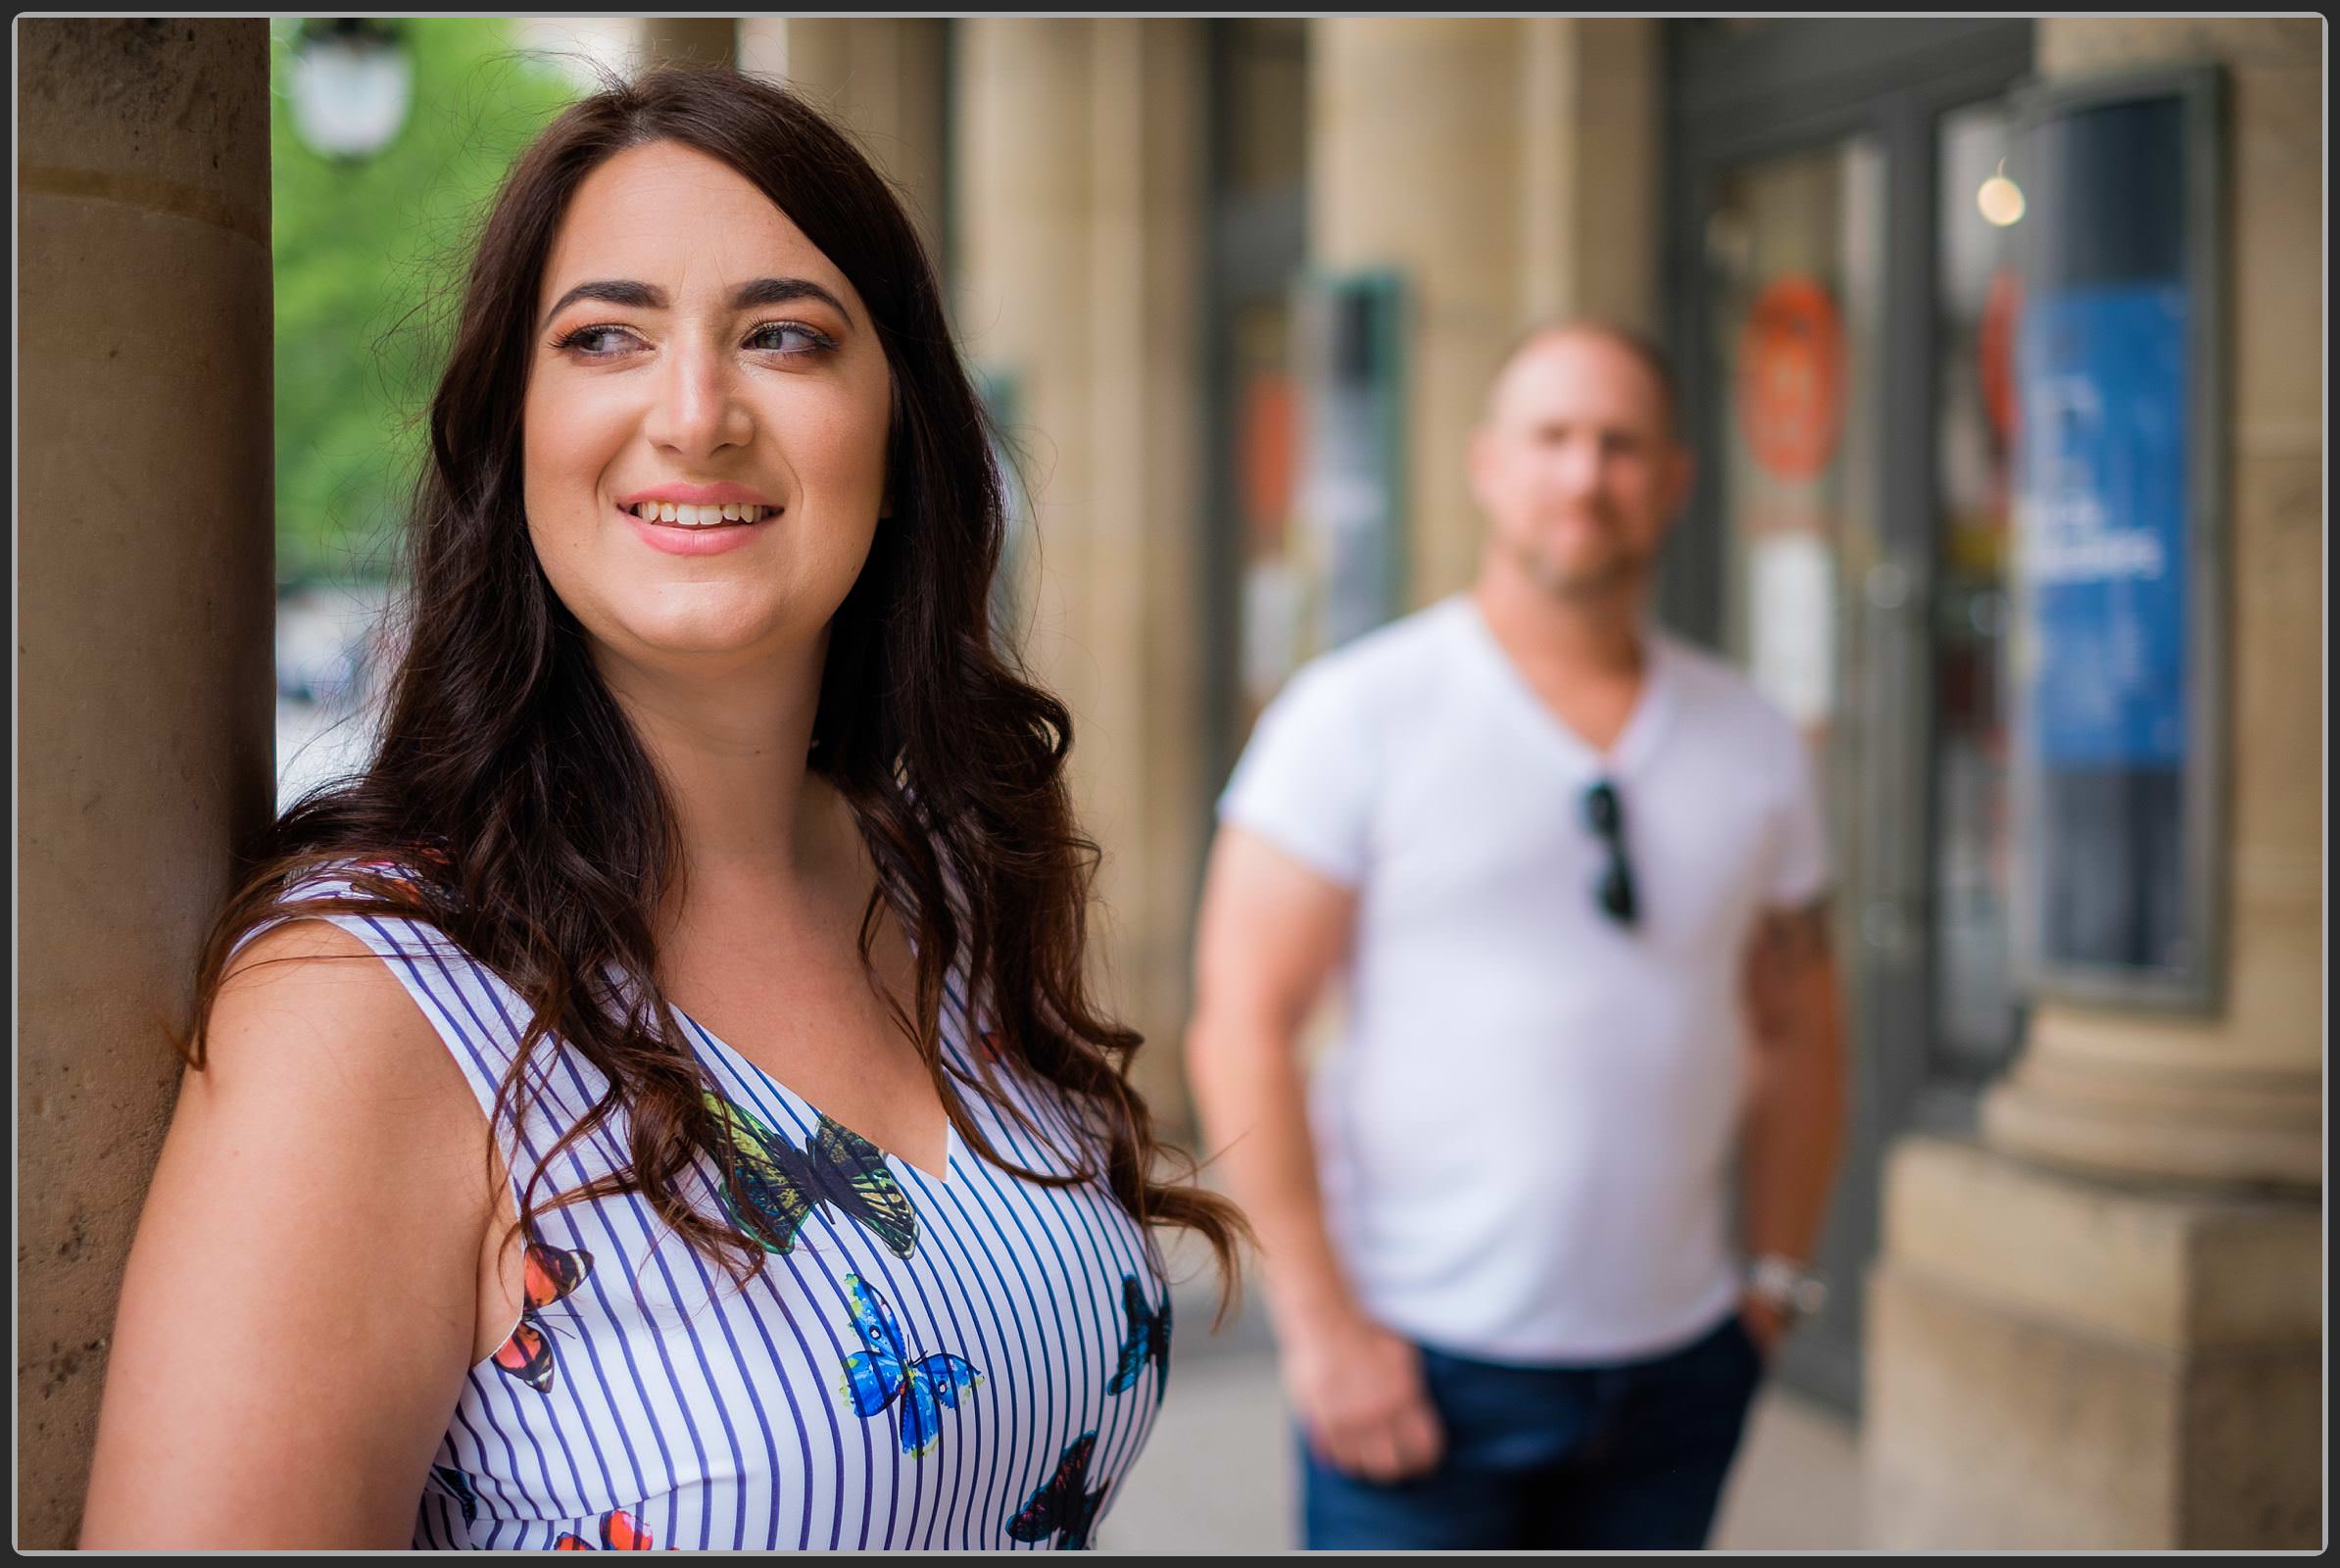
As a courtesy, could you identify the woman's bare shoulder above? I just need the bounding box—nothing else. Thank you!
[82,913,497,1547]
[200,912,481,1129]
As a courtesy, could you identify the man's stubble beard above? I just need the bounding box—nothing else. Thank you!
[1505,523,1656,608]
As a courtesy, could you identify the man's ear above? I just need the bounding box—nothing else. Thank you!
[1465,424,1496,514]
[1661,439,1696,517]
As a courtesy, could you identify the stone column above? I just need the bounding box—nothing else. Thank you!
[738,20,949,268]
[952,21,1209,1131]
[1310,19,1660,607]
[1517,19,1662,335]
[16,20,276,1549]
[1865,18,2322,1548]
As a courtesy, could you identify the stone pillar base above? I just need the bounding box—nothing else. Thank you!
[1863,1136,2320,1549]
[1981,1019,2320,1189]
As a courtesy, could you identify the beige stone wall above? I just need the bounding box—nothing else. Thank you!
[951,21,1208,1131]
[16,19,278,1548]
[1311,19,1661,607]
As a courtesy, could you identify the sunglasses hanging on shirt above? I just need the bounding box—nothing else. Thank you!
[1582,778,1639,927]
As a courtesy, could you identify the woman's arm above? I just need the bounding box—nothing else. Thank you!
[80,918,502,1548]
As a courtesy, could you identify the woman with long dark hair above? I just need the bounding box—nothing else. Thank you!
[81,62,1244,1550]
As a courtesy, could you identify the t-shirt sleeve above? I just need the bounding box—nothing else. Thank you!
[1214,658,1380,889]
[1766,722,1833,908]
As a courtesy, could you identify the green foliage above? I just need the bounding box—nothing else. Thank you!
[270,20,584,585]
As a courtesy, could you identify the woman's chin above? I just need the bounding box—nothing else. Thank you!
[604,587,842,664]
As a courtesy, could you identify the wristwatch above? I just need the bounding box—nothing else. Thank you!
[1746,1254,1829,1321]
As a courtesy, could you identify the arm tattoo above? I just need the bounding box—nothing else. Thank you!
[1758,897,1834,967]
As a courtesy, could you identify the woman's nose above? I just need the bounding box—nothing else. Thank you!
[644,343,753,459]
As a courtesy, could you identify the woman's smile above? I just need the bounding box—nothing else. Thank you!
[621,498,779,556]
[616,482,785,555]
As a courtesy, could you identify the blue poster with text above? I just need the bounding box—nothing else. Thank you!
[2017,282,2190,768]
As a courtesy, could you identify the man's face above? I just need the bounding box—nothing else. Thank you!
[1468,331,1692,603]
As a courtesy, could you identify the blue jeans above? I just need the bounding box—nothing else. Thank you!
[1299,1312,1765,1550]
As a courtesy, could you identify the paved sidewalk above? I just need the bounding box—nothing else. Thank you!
[1099,1268,1861,1553]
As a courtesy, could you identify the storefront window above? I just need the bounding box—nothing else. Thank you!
[1931,99,2024,1076]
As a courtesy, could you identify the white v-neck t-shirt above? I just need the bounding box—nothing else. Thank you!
[1217,594,1829,1364]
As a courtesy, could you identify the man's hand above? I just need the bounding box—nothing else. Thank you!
[1284,1308,1446,1484]
[1737,1294,1787,1360]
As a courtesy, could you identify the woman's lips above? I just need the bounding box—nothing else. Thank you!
[621,503,777,557]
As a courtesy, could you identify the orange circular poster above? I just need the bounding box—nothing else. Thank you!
[1977,265,2021,447]
[1734,275,1846,482]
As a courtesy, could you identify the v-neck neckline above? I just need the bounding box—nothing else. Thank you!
[1455,594,1678,782]
[673,1004,962,1187]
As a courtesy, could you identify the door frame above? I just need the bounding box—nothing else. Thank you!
[1199,19,1310,819]
[1659,18,2035,1415]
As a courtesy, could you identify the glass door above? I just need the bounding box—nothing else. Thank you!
[1704,138,1887,948]
[1930,100,2026,1079]
[1697,132,1895,1417]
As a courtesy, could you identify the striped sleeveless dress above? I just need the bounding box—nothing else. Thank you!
[275,871,1171,1550]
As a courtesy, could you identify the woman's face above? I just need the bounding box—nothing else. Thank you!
[522,139,893,674]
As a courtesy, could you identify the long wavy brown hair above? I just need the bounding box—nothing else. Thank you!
[184,62,1246,1309]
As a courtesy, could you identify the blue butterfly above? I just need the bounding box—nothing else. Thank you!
[837,1273,982,1458]
[1106,1273,1171,1406]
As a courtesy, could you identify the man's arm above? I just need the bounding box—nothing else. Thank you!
[1184,825,1443,1483]
[1736,895,1849,1352]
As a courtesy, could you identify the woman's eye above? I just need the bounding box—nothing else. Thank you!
[554,324,636,357]
[746,321,832,356]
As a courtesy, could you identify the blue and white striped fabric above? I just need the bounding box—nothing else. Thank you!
[270,878,1169,1550]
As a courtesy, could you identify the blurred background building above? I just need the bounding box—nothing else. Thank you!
[18,16,2322,1550]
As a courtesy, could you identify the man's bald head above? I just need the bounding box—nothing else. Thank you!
[1484,319,1682,443]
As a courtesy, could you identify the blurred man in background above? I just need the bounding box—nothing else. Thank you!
[1186,322,1846,1550]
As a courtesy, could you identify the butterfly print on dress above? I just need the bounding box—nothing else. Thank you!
[491,1242,593,1395]
[705,1092,920,1259]
[1004,1430,1112,1550]
[835,1273,983,1458]
[429,1465,478,1526]
[552,1508,653,1549]
[1106,1273,1172,1407]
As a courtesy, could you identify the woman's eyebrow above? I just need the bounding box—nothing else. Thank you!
[537,275,853,332]
[730,275,853,326]
[539,279,662,330]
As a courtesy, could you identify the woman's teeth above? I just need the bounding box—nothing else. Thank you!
[627,502,771,527]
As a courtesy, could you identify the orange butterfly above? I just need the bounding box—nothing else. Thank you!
[491,1242,593,1395]
[553,1508,652,1550]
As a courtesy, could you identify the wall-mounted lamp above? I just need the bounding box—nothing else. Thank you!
[1977,158,2025,227]
[289,18,414,163]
